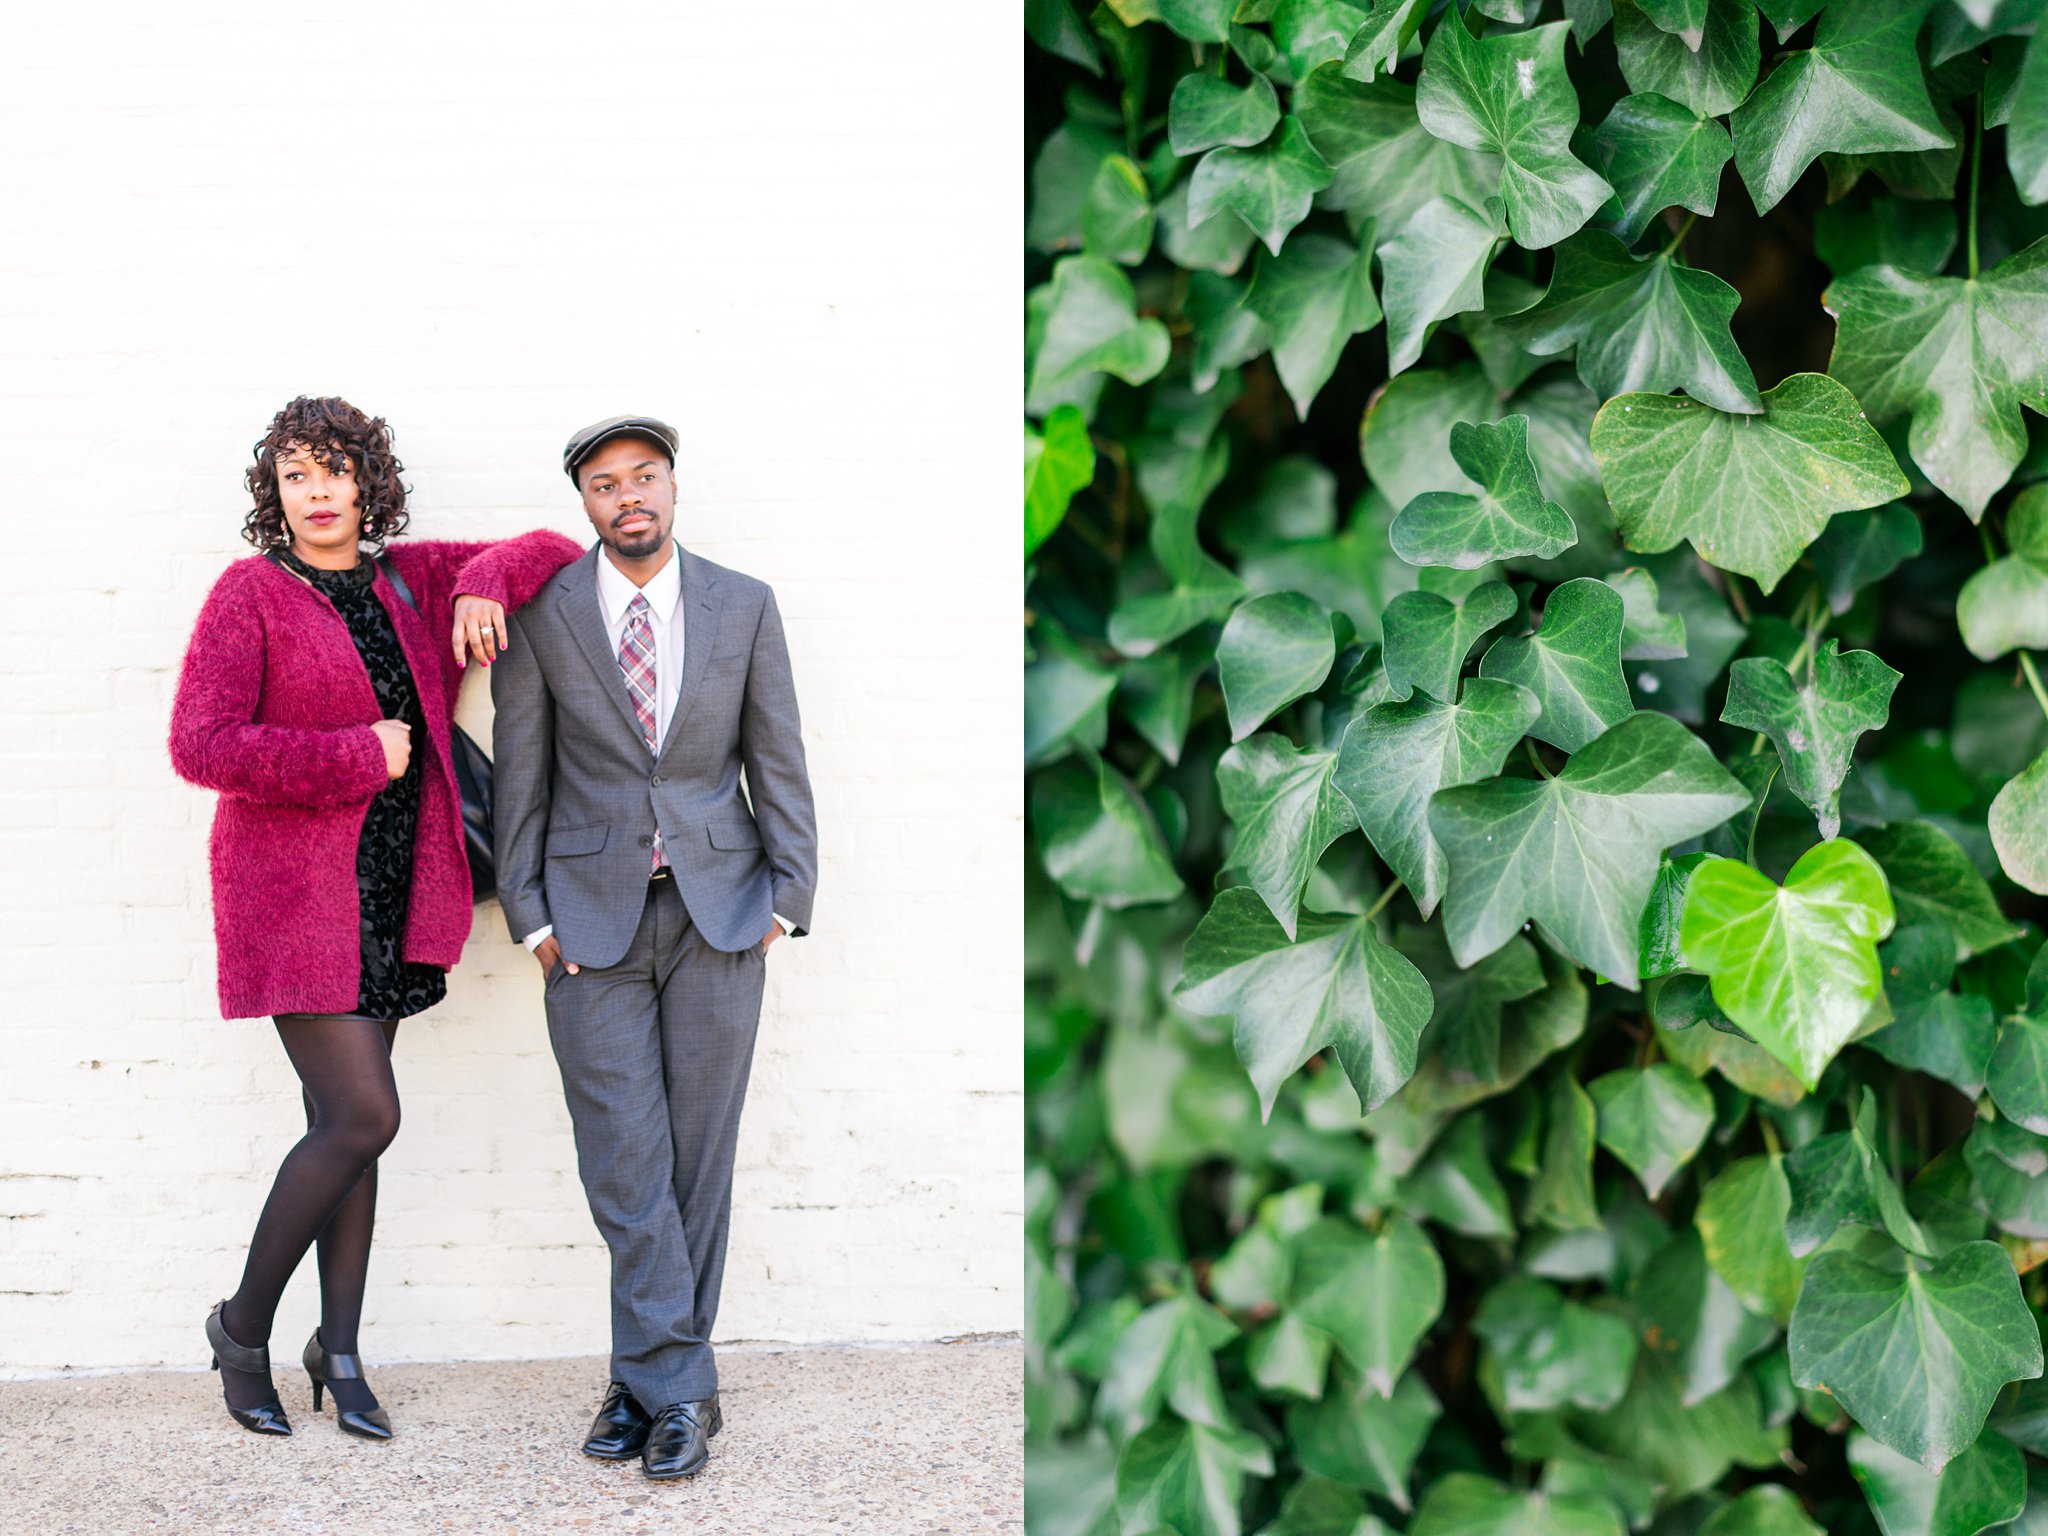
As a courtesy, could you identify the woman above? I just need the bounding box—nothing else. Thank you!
[169,396,581,1440]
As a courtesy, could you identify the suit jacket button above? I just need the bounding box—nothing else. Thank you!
[638,834,654,848]
[650,775,663,787]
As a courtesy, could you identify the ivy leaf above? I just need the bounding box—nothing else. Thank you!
[1032,753,1187,908]
[1477,577,1634,754]
[1272,0,1374,76]
[1153,0,1236,43]
[1409,1472,1628,1536]
[1095,1294,1240,1432]
[1589,1063,1714,1198]
[1730,3,1954,216]
[1108,435,1246,653]
[1640,851,1709,979]
[1402,1110,1516,1237]
[1290,1214,1447,1395]
[1630,1228,1778,1405]
[1589,372,1911,592]
[1635,0,1711,49]
[1473,1275,1638,1412]
[1825,236,2048,522]
[1245,231,1382,418]
[1380,194,1509,375]
[1964,1118,2048,1240]
[1218,735,1359,938]
[1504,230,1762,415]
[1613,0,1762,118]
[1847,1430,2028,1536]
[1720,640,1903,840]
[1336,678,1542,919]
[1611,568,1688,662]
[1788,1240,2044,1473]
[2010,30,2048,205]
[1168,70,1282,155]
[1259,1478,1397,1536]
[1415,15,1614,249]
[1082,155,1154,266]
[1189,116,1334,256]
[1026,405,1096,558]
[1343,0,1430,82]
[1863,925,1998,1098]
[1696,1154,1806,1323]
[1398,923,1548,1086]
[1432,710,1750,986]
[1176,887,1436,1117]
[1959,485,2048,660]
[1680,842,1896,1090]
[1991,749,2048,897]
[1989,1008,2048,1136]
[1116,1416,1276,1536]
[1026,617,1116,768]
[1248,1313,1336,1399]
[1390,417,1579,569]
[1027,255,1173,412]
[1592,93,1733,244]
[1295,68,1501,237]
[1219,591,1337,739]
[1381,581,1518,704]
[1855,821,2023,962]
[1809,502,1923,616]
[1289,1364,1441,1511]
[1528,1071,1604,1230]
[1697,1487,1825,1536]
[1782,1087,1932,1259]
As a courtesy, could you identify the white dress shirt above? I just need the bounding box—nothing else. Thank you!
[523,541,784,953]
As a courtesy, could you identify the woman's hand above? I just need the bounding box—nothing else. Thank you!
[452,594,508,669]
[371,719,412,780]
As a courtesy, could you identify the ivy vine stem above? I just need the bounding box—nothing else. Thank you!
[1969,92,1984,282]
[2020,651,2048,724]
[1664,211,1698,260]
[1362,879,1407,924]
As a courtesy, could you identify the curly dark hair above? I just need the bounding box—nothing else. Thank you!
[240,396,411,550]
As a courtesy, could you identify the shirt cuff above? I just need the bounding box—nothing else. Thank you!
[522,925,554,951]
[772,913,790,934]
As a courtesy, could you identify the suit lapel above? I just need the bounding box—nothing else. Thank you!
[658,548,724,766]
[556,545,654,748]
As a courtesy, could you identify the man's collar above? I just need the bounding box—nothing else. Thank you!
[595,540,683,626]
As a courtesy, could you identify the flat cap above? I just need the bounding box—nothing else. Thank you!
[562,414,679,484]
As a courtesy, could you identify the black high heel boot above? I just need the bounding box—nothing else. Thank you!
[303,1329,394,1441]
[205,1301,292,1436]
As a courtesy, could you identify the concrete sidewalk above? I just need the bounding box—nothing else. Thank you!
[0,1338,1021,1536]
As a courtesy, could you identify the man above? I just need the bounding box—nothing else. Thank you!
[491,414,817,1480]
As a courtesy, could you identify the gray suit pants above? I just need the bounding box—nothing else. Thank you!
[543,875,765,1406]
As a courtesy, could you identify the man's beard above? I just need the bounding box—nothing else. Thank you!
[603,519,669,561]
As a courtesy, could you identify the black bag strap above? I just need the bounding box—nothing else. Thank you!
[376,555,417,613]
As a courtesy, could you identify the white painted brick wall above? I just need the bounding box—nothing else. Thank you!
[0,1,1020,1374]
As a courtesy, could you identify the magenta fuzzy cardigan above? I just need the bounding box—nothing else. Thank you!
[170,531,584,1019]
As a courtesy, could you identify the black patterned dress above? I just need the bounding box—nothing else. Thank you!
[278,547,449,1021]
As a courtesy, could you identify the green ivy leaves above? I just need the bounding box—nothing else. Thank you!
[1024,4,2048,1531]
[1177,889,1435,1118]
[1680,841,1896,1089]
[1790,1241,2043,1472]
[1827,236,2048,522]
[1390,416,1578,568]
[1506,230,1760,413]
[1432,711,1750,986]
[1416,15,1612,250]
[1590,372,1911,591]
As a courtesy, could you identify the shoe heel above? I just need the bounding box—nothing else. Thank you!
[310,1376,325,1412]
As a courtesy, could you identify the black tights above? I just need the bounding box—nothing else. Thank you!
[216,1014,400,1415]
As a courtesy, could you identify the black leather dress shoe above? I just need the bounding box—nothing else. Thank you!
[642,1400,716,1479]
[583,1381,653,1459]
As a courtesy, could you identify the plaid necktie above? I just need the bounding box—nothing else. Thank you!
[618,592,665,873]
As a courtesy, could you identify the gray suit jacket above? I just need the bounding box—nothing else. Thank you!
[491,543,817,966]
